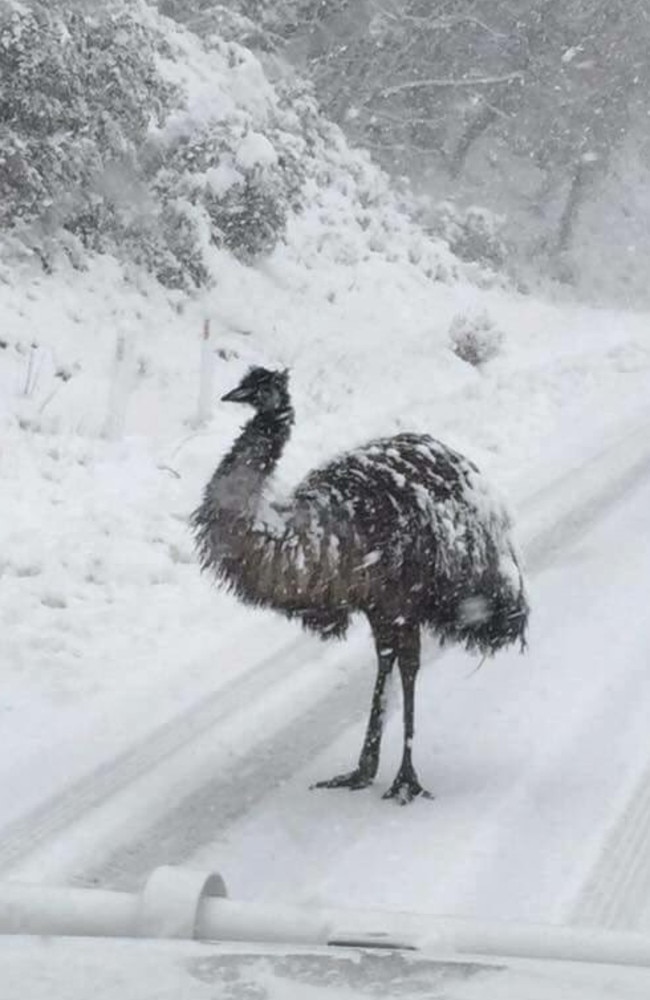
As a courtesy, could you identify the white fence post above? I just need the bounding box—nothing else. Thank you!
[195,318,214,427]
[103,332,131,441]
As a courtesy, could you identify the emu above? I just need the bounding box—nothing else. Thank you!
[192,366,528,804]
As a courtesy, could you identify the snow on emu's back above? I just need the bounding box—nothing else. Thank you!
[193,367,529,804]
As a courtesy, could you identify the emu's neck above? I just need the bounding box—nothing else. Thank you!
[204,407,294,527]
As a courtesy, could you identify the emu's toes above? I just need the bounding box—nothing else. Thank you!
[311,770,374,791]
[382,778,434,805]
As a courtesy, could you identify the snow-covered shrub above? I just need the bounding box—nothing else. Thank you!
[152,123,303,266]
[119,201,212,291]
[449,311,504,367]
[158,0,310,51]
[433,204,507,271]
[158,1,277,53]
[213,173,286,261]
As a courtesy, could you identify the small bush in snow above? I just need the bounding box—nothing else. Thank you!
[433,204,507,272]
[449,312,504,367]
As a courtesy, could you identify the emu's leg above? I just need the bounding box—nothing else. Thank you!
[383,625,433,805]
[311,620,396,791]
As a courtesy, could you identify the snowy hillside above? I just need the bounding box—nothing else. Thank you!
[4,1,650,936]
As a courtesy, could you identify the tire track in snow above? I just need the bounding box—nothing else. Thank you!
[78,664,377,890]
[571,755,650,931]
[518,420,650,574]
[536,426,650,932]
[0,633,323,877]
[4,417,650,888]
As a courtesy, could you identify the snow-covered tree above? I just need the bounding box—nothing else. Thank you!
[0,0,463,290]
[0,1,175,250]
[269,1,650,269]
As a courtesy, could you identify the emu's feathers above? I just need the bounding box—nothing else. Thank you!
[193,422,528,654]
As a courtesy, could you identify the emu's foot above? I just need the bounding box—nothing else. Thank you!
[311,768,374,792]
[382,772,433,806]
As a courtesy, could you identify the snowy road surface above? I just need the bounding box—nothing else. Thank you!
[5,417,650,937]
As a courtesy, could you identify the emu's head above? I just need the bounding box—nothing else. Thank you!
[222,366,291,416]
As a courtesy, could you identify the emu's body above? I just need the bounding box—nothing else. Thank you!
[193,367,528,803]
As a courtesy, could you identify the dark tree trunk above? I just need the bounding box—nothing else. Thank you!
[555,157,600,257]
[449,103,498,178]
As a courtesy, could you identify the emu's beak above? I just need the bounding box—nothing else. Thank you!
[221,385,249,403]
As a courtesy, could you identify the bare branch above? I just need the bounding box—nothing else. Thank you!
[376,8,508,40]
[365,106,446,127]
[381,72,523,97]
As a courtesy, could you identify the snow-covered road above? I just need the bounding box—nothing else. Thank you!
[5,413,650,939]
